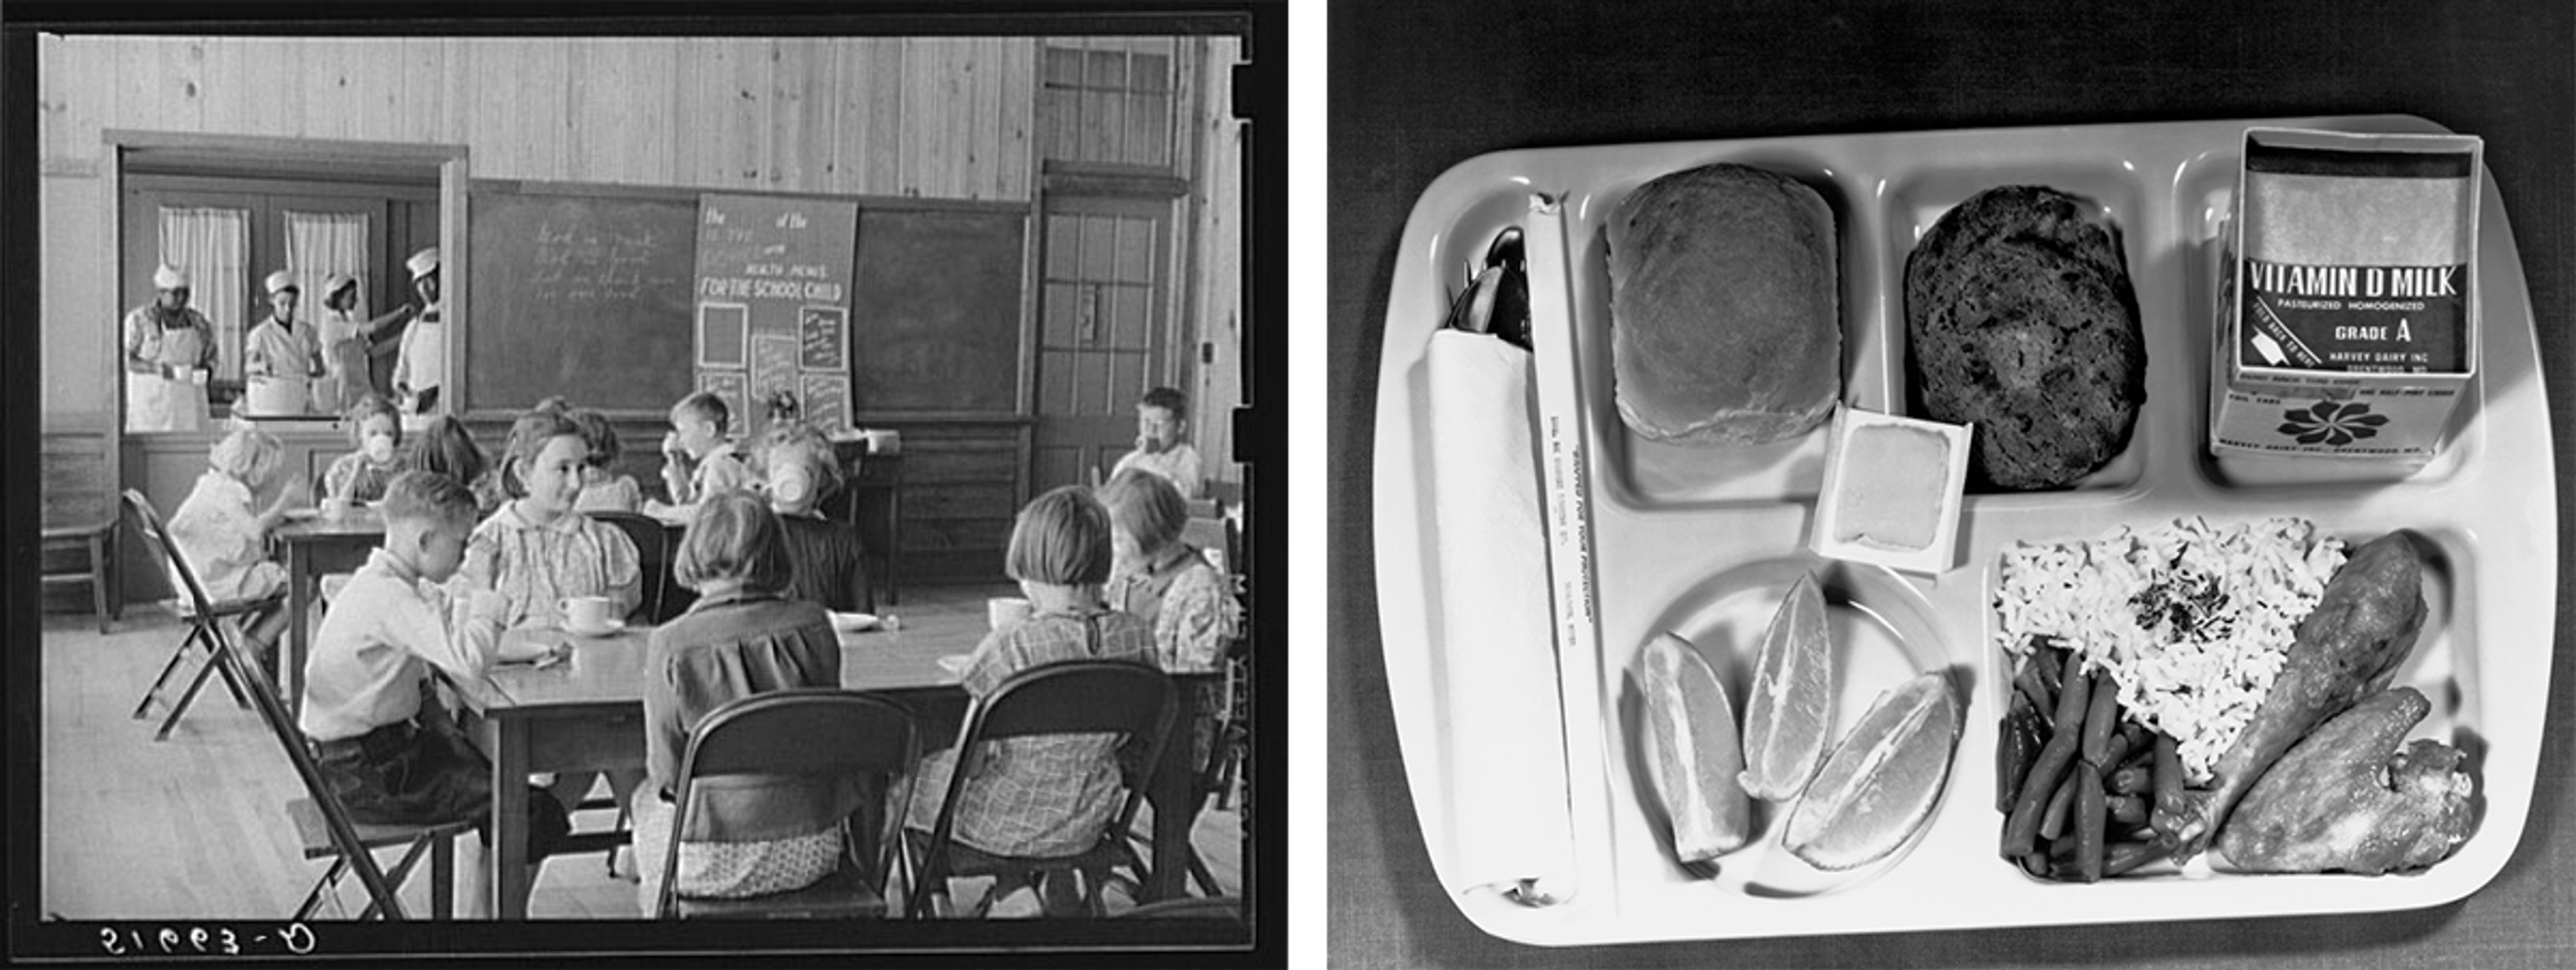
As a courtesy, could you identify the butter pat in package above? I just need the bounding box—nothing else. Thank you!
[2212,127,2482,460]
[1811,405,1971,574]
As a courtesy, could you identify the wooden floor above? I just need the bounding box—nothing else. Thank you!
[36,586,1244,920]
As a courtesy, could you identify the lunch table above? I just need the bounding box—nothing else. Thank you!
[445,610,1220,919]
[272,506,387,720]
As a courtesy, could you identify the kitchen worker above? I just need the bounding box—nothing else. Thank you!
[392,247,445,415]
[244,270,325,414]
[317,272,419,413]
[123,264,221,380]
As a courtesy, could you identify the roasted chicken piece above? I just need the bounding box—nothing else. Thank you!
[2216,686,2474,873]
[2153,531,2428,861]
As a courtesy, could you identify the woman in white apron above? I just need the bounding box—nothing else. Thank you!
[392,247,445,415]
[243,270,323,416]
[123,264,221,431]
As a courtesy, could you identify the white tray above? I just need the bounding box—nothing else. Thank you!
[1372,116,2556,944]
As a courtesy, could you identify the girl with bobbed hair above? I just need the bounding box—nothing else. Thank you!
[168,425,311,663]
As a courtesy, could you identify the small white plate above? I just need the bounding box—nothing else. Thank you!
[563,618,627,637]
[829,611,880,633]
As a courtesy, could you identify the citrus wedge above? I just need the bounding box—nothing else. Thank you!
[1784,670,1962,871]
[1640,631,1754,862]
[1739,572,1835,801]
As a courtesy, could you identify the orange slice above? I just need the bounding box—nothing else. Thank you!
[1784,670,1962,871]
[1640,631,1754,862]
[1739,572,1835,801]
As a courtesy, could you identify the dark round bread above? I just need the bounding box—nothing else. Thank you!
[1607,163,1840,445]
[1904,186,2144,490]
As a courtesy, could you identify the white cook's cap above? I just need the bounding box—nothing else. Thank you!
[153,265,188,290]
[407,247,440,280]
[323,272,358,297]
[264,270,299,294]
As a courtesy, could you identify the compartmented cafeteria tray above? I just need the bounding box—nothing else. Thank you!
[1371,116,2555,944]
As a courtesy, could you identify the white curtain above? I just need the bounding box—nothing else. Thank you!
[159,207,251,381]
[283,210,371,322]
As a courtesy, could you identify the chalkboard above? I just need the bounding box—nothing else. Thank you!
[849,208,1028,415]
[465,187,697,415]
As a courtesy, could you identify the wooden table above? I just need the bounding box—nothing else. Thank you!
[447,610,1216,919]
[272,506,387,719]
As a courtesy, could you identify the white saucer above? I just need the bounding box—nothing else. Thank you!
[563,618,627,637]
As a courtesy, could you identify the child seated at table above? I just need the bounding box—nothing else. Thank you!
[1098,469,1238,674]
[632,490,852,914]
[300,470,571,920]
[902,486,1156,916]
[1108,386,1203,500]
[570,409,644,515]
[458,407,647,839]
[401,415,502,515]
[763,426,873,613]
[168,426,309,667]
[321,394,404,504]
[653,391,751,509]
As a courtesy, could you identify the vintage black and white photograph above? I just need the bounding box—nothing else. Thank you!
[8,5,1281,963]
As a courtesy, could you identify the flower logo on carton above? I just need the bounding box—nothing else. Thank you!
[2277,400,2390,447]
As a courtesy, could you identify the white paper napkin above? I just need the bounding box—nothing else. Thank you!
[1424,328,1576,896]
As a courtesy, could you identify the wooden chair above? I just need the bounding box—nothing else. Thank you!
[40,514,119,634]
[120,489,274,741]
[906,660,1176,919]
[655,689,920,920]
[130,487,461,919]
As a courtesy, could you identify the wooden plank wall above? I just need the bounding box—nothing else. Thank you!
[37,36,1036,198]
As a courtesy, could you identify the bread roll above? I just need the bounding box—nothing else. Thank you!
[1607,163,1841,445]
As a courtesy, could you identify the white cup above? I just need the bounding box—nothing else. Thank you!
[320,496,354,519]
[986,596,1033,632]
[559,595,619,633]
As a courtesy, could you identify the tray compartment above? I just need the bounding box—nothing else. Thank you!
[1612,553,1967,898]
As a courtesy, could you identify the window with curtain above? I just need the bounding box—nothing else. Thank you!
[1040,38,1178,170]
[158,206,252,382]
[283,210,371,321]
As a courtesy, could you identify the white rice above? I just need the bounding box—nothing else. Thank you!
[1993,517,2347,785]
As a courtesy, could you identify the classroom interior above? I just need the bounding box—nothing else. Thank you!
[32,32,1256,928]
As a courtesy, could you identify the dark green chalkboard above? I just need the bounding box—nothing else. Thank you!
[465,186,698,415]
[849,207,1028,415]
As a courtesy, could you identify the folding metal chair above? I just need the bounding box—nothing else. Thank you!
[906,659,1176,918]
[121,489,275,741]
[130,487,458,919]
[655,689,920,920]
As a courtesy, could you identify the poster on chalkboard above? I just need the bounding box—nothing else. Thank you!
[694,193,859,436]
[698,302,749,370]
[798,305,848,372]
[800,374,851,434]
[698,371,749,436]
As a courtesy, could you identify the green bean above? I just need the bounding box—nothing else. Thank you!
[2151,733,2184,827]
[2104,839,2172,877]
[1996,703,2041,813]
[2094,732,2132,775]
[2039,770,2079,842]
[2106,792,2148,825]
[2035,643,2064,697]
[2052,664,2091,737]
[2108,765,2152,796]
[2001,731,2079,858]
[2015,663,2054,722]
[2081,675,2120,765]
[2073,768,2107,882]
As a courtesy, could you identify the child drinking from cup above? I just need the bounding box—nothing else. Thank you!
[901,486,1156,916]
[300,470,571,918]
[1108,386,1203,499]
[168,426,308,667]
[631,490,853,914]
[321,394,405,505]
[655,391,751,508]
[763,426,873,612]
[570,409,645,515]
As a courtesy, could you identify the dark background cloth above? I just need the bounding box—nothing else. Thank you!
[1329,1,2575,965]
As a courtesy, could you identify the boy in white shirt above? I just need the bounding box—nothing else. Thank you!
[1109,386,1203,499]
[653,391,753,508]
[301,470,568,918]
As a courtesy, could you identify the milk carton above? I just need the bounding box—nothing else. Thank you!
[2210,127,2482,460]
